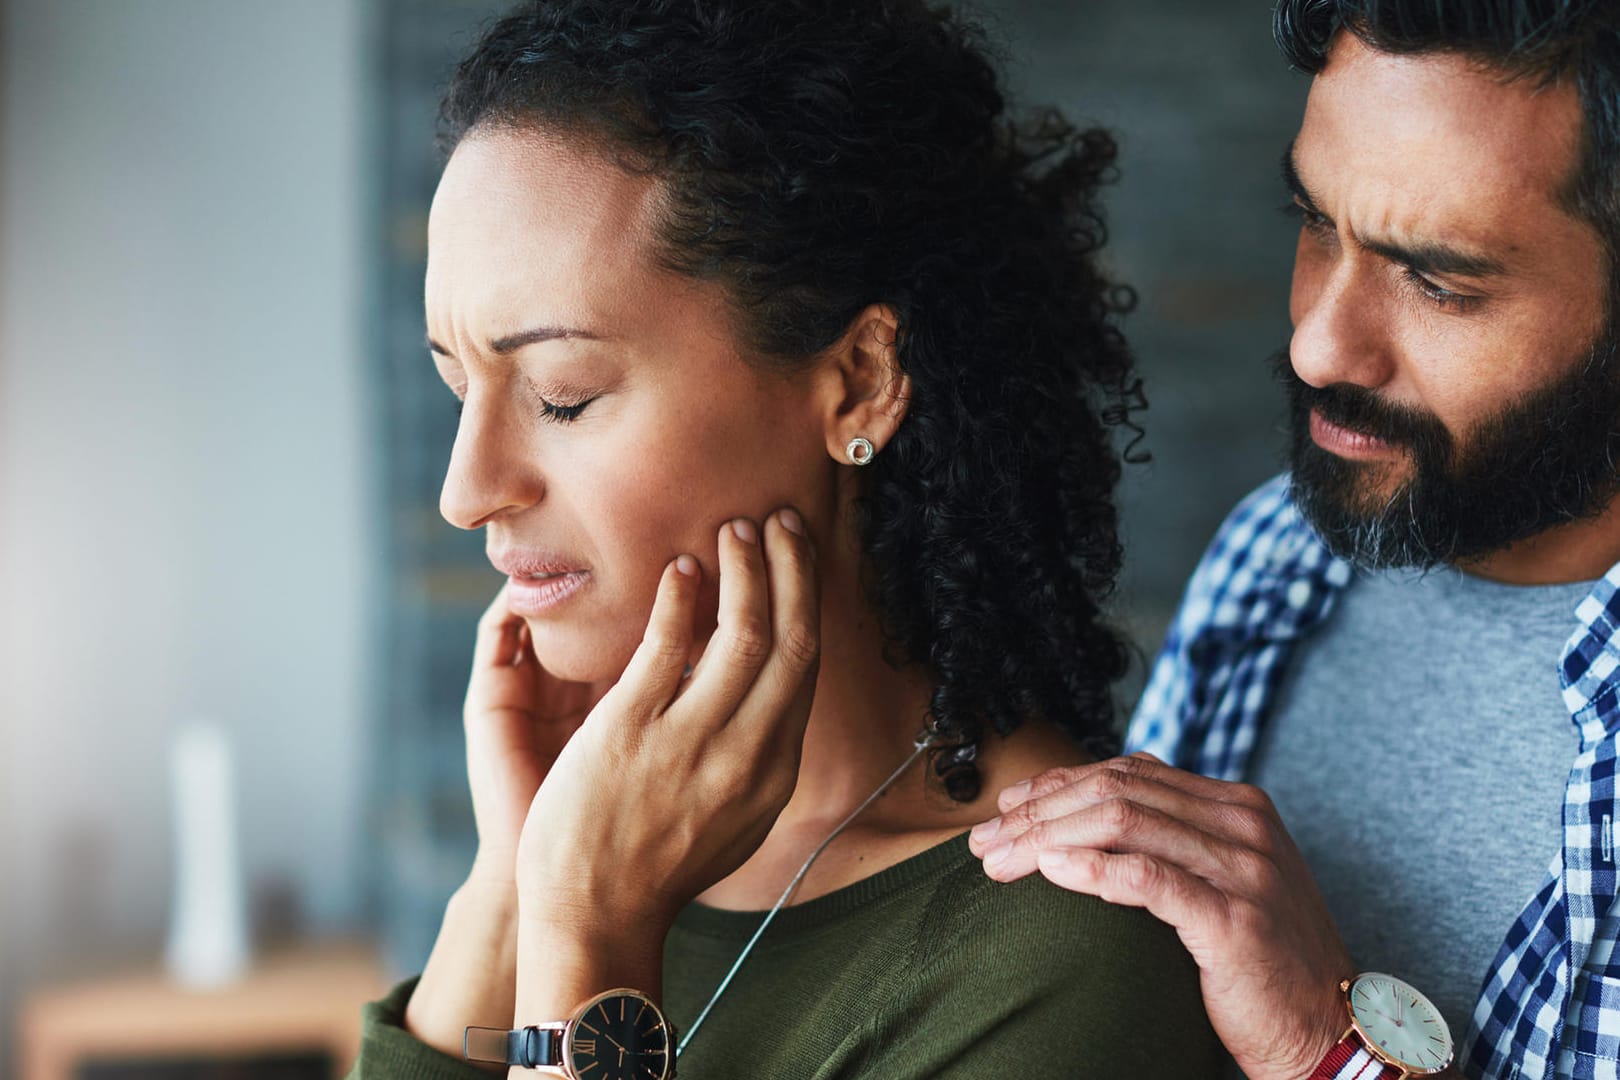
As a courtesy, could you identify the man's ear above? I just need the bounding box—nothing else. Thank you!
[815,303,910,465]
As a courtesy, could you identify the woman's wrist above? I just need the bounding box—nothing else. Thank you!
[466,849,523,893]
[513,906,668,1025]
[403,880,522,1069]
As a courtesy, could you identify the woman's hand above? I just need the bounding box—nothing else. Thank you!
[464,581,608,888]
[511,509,821,1021]
[404,583,608,1061]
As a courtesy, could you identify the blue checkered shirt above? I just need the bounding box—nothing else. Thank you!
[1126,474,1620,1080]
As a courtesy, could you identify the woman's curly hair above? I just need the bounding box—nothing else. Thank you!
[440,0,1143,800]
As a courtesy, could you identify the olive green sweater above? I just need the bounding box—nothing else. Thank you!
[349,834,1226,1078]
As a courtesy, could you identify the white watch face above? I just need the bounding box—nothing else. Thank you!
[1349,973,1454,1071]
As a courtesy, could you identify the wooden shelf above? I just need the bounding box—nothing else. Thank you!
[19,942,389,1080]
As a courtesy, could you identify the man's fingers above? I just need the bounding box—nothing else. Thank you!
[1033,847,1229,934]
[678,517,775,720]
[998,755,1276,822]
[725,508,820,734]
[1116,751,1278,808]
[979,799,1237,886]
[982,766,1192,845]
[976,761,1279,859]
[613,554,704,718]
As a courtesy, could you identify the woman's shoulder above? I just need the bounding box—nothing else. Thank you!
[840,834,1228,1078]
[912,835,1196,980]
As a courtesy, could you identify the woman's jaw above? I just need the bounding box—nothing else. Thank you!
[506,543,725,686]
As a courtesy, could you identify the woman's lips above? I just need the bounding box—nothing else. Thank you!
[1309,408,1398,461]
[490,549,591,615]
[505,570,591,616]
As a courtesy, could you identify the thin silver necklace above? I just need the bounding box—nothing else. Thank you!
[675,732,934,1056]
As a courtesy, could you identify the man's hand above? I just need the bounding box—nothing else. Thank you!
[967,752,1355,1080]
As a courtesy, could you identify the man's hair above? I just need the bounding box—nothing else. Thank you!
[1274,0,1620,264]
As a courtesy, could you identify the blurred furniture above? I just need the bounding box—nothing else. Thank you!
[18,943,387,1080]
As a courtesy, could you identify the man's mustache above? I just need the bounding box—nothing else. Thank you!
[1270,350,1451,455]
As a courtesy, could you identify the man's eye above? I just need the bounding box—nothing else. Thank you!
[1399,266,1480,312]
[1281,200,1332,237]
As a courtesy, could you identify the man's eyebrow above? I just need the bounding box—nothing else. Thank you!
[1281,143,1318,208]
[1363,236,1507,279]
[425,326,603,357]
[1281,141,1508,279]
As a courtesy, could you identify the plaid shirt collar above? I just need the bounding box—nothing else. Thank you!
[1126,474,1620,1080]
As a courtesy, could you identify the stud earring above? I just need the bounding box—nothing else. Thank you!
[845,436,875,466]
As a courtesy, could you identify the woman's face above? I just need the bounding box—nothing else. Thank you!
[425,129,835,682]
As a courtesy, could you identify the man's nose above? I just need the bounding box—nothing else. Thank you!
[1288,248,1396,392]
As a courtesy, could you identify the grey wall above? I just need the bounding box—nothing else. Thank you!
[0,0,371,1068]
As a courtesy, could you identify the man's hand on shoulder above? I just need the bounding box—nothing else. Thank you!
[967,752,1358,1080]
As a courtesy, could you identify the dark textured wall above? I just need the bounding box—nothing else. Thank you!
[984,1,1310,667]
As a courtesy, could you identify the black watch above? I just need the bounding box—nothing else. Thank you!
[464,988,676,1079]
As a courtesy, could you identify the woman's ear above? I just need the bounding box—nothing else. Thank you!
[816,303,910,465]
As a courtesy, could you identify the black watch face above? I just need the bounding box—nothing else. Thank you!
[567,992,672,1080]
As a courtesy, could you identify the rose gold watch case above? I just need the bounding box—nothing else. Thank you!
[559,987,676,1080]
[1339,973,1455,1079]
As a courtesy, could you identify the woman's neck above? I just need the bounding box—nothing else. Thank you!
[777,525,948,829]
[693,529,1092,910]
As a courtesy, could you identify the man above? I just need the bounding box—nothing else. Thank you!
[968,2,1620,1079]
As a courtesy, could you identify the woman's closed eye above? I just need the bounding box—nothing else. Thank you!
[452,395,600,423]
[535,396,597,423]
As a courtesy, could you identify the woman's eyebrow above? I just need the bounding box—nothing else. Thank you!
[489,325,604,353]
[426,325,605,358]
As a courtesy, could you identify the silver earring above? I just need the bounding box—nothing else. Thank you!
[846,436,875,466]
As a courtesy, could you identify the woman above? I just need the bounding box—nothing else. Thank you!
[351,1,1222,1076]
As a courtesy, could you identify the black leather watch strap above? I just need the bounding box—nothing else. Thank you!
[464,1023,564,1069]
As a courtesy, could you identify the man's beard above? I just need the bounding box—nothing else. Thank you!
[1279,329,1620,570]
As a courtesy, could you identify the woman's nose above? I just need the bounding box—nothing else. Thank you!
[438,395,545,530]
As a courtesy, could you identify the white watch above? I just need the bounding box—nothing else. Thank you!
[1309,972,1455,1079]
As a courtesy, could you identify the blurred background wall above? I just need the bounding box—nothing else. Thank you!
[0,0,1304,1075]
[0,0,373,1071]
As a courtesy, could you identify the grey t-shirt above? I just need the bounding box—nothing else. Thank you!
[1250,565,1590,1041]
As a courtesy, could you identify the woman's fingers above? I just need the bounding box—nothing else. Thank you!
[611,553,704,719]
[466,582,541,719]
[601,505,816,743]
[472,582,523,665]
[726,508,820,733]
[677,516,777,720]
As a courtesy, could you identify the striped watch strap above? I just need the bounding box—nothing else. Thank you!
[1310,1033,1402,1080]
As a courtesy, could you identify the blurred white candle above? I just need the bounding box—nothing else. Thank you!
[164,722,251,988]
